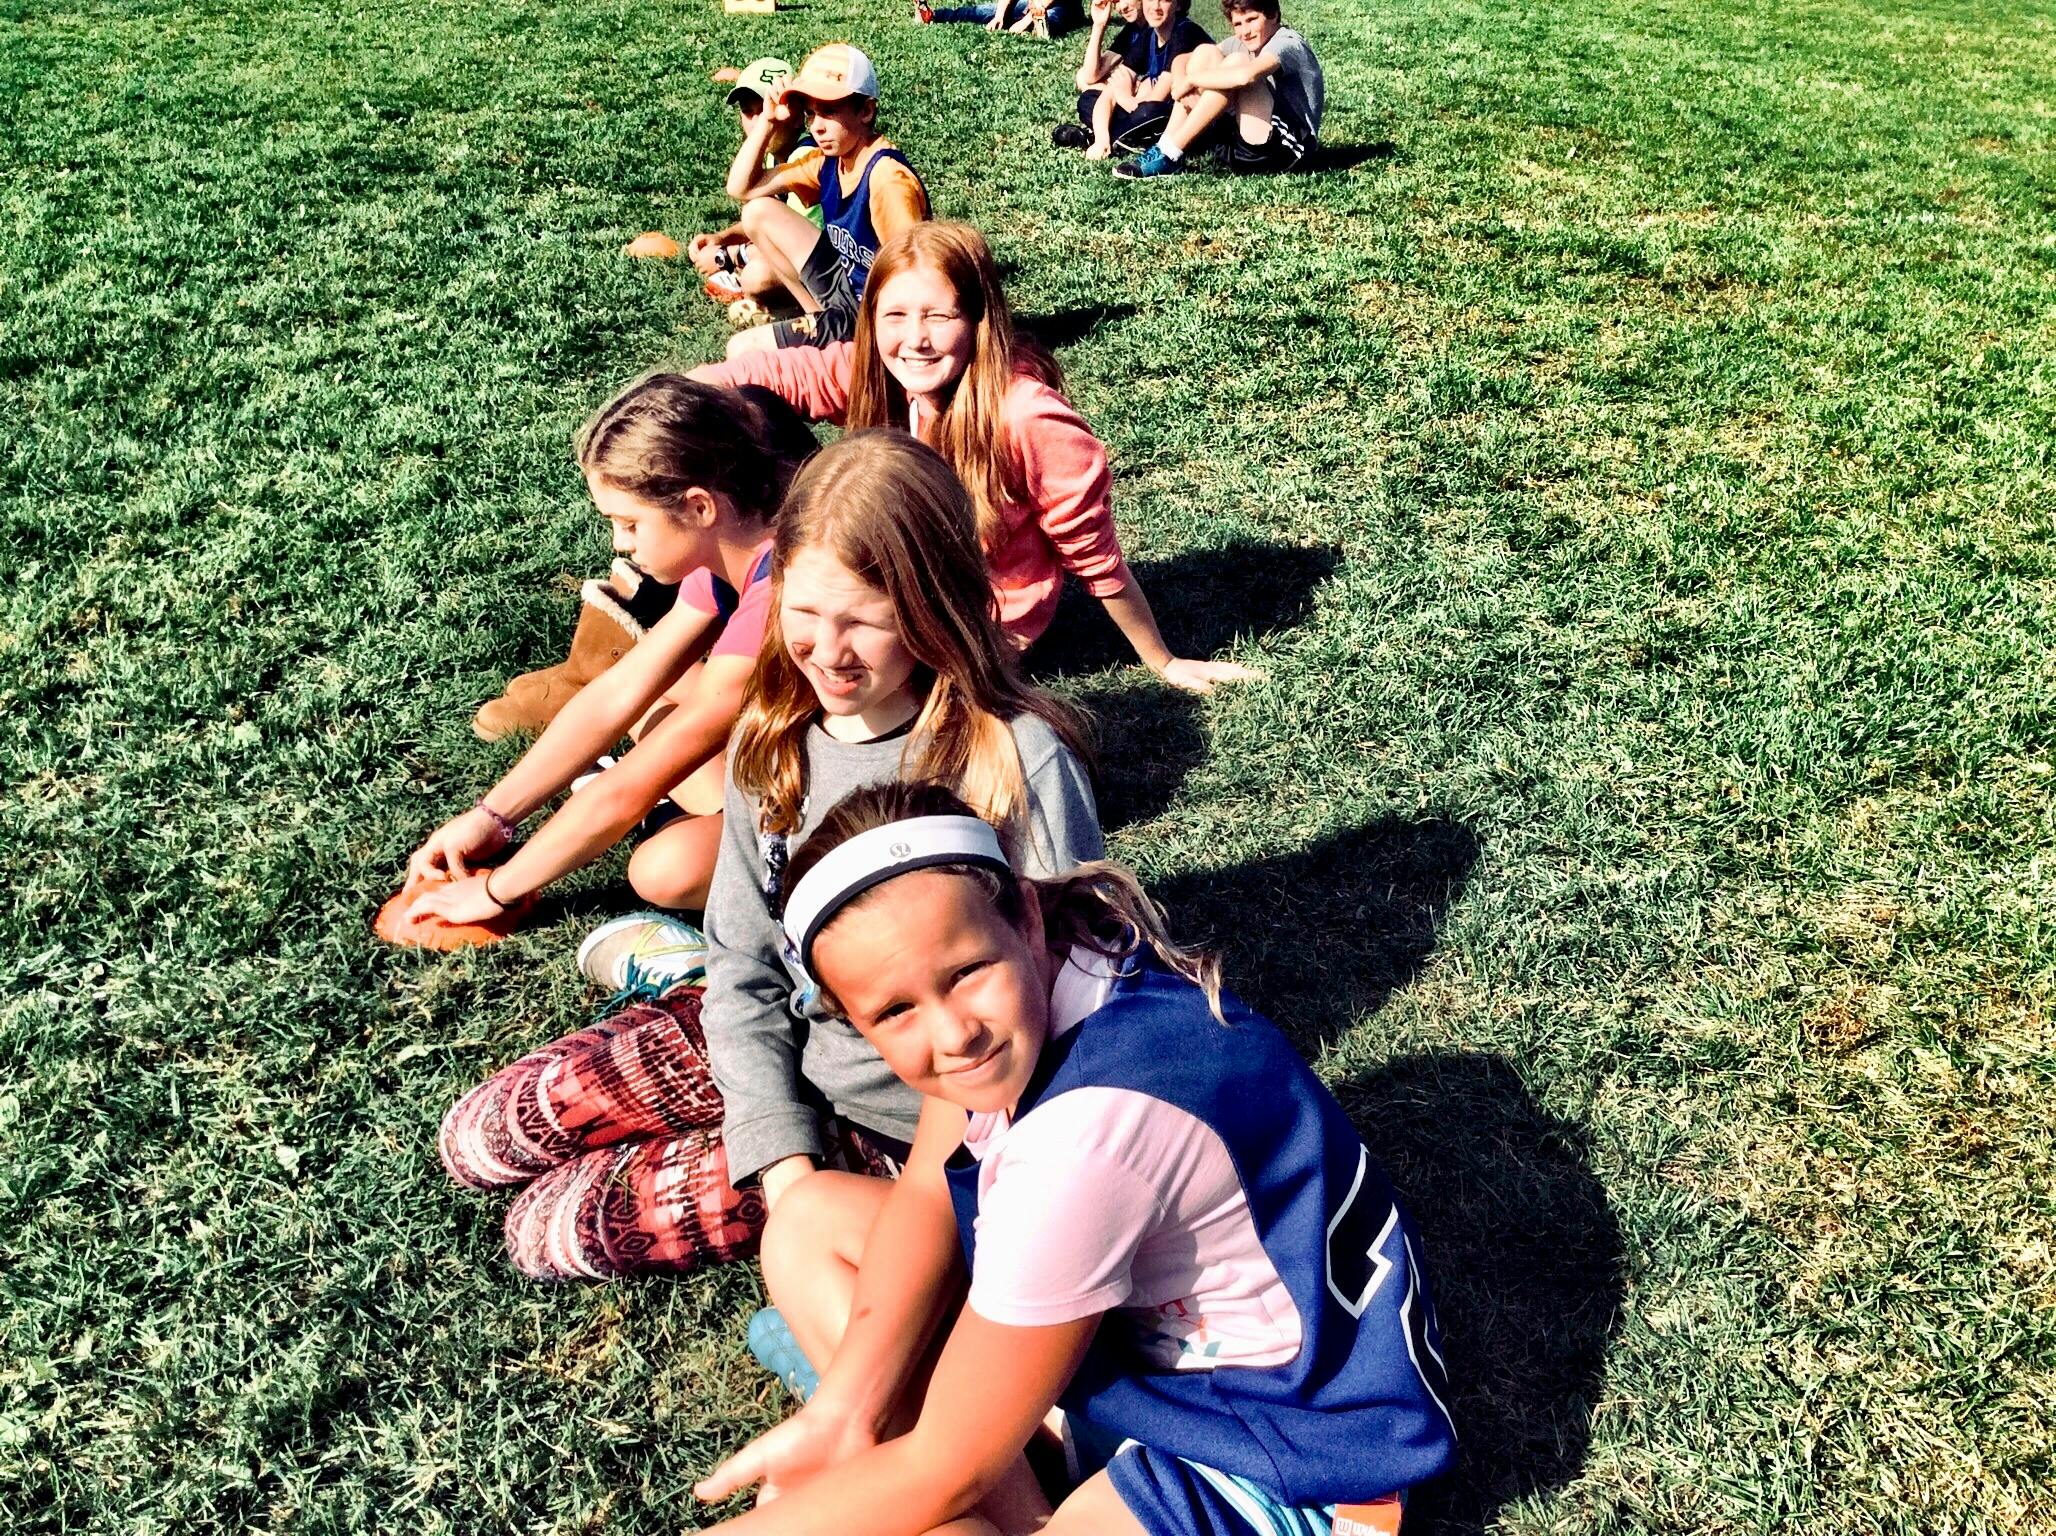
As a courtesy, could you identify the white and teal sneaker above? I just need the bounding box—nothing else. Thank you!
[577,912,708,1007]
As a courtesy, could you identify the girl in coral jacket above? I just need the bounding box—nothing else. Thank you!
[694,221,1259,695]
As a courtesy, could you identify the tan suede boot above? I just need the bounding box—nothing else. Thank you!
[471,562,672,742]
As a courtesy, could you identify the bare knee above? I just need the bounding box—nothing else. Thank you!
[759,1169,837,1304]
[627,829,714,911]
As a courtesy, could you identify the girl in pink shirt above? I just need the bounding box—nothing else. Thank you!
[694,222,1259,694]
[404,374,782,926]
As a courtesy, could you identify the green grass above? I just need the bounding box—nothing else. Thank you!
[4,0,2054,1530]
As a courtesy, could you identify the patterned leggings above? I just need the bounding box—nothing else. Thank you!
[439,992,899,1282]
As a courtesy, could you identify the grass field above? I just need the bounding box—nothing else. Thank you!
[4,0,2055,1529]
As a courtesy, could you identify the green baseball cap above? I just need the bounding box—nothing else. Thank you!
[724,57,793,107]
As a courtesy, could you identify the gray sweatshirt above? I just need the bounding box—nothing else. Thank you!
[701,714,1103,1183]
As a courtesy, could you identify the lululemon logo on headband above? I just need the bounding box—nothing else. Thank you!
[889,840,912,858]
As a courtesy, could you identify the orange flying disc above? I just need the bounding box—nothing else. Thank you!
[374,875,533,951]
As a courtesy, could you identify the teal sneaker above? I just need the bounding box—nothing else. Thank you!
[747,1307,820,1400]
[1113,145,1183,180]
[578,912,707,1009]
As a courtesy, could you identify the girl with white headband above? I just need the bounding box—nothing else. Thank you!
[694,781,1458,1536]
[437,429,1102,1283]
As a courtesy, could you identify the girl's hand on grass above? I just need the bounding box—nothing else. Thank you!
[405,871,507,925]
[408,810,507,885]
[1158,656,1265,694]
[1086,140,1111,159]
[985,7,1007,29]
[694,1403,878,1506]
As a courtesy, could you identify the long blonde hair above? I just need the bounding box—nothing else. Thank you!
[729,430,1092,837]
[786,781,1227,1023]
[843,223,1064,551]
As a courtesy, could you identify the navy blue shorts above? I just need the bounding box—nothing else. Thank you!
[1067,1416,1407,1536]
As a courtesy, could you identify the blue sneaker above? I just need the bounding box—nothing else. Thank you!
[747,1307,820,1400]
[578,912,707,1012]
[1113,145,1182,180]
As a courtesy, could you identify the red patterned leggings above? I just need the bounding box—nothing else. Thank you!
[438,992,897,1282]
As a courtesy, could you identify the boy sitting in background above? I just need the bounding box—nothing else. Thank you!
[1055,0,1210,160]
[723,44,932,354]
[1114,0,1322,179]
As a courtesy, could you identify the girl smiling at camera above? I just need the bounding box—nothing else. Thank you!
[689,779,1457,1536]
[695,222,1260,694]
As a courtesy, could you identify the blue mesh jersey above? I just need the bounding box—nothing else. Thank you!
[944,958,1458,1507]
[816,146,925,296]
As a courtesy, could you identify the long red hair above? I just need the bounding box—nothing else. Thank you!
[843,223,1062,550]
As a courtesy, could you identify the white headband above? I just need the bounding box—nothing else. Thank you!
[782,815,1012,972]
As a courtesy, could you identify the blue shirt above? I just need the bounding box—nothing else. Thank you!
[944,957,1458,1504]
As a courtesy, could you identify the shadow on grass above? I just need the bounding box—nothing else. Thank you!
[1154,813,1479,1054]
[1027,539,1341,679]
[1017,303,1137,351]
[1336,1053,1623,1535]
[1305,140,1399,173]
[1160,819,1619,1528]
[1075,674,1205,833]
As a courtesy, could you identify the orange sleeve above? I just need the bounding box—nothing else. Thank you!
[761,147,826,205]
[867,159,932,244]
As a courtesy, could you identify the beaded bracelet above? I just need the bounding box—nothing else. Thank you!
[475,800,519,844]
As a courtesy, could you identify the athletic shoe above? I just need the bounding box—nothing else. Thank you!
[1113,145,1183,180]
[747,1307,821,1400]
[913,0,934,19]
[703,269,746,303]
[726,296,770,330]
[578,912,708,1004]
[1051,122,1091,150]
[569,755,617,795]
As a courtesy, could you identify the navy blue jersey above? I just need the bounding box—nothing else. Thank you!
[945,959,1457,1505]
[1119,16,1211,82]
[817,146,925,296]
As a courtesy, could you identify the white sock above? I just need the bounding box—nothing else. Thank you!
[1158,141,1183,162]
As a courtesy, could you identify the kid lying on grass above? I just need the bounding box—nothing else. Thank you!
[692,780,1458,1536]
[724,44,932,354]
[696,222,1262,693]
[1114,0,1324,179]
[436,430,1102,1281]
[1056,0,1210,160]
[405,377,803,929]
[916,0,1080,40]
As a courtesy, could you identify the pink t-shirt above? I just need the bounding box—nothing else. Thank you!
[691,346,1134,645]
[677,539,775,661]
[960,953,1304,1372]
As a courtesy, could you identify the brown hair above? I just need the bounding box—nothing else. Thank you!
[1222,0,1279,17]
[843,223,1064,551]
[575,372,797,523]
[786,781,1226,1023]
[729,430,1092,837]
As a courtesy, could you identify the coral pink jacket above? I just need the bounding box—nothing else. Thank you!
[694,342,1134,644]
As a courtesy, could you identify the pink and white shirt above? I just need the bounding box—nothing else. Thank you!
[961,952,1305,1371]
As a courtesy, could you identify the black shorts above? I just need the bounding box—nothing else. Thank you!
[1076,90,1173,150]
[1197,114,1311,175]
[772,229,861,349]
